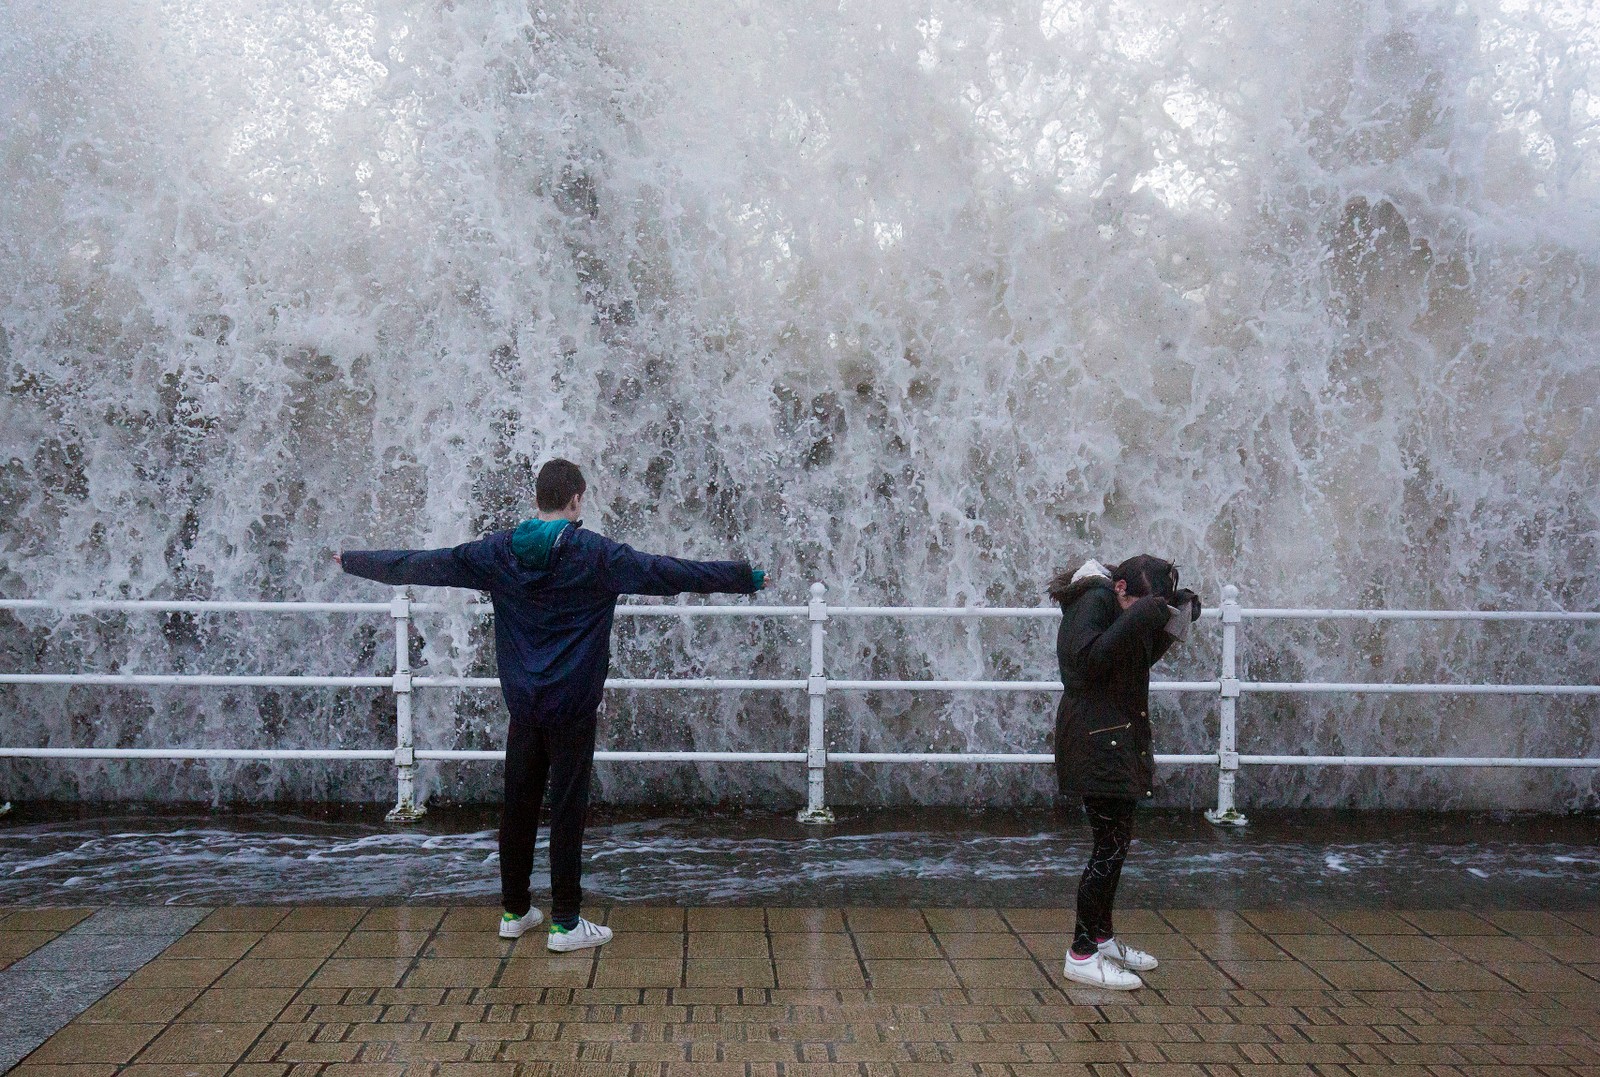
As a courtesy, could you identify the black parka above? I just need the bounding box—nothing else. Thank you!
[1053,575,1177,800]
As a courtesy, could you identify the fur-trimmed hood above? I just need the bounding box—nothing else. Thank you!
[1047,559,1114,608]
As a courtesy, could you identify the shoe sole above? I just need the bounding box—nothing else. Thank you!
[1061,964,1142,990]
[547,934,612,953]
[498,915,544,939]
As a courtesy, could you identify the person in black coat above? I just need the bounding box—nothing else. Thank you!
[1049,555,1201,990]
[337,459,767,952]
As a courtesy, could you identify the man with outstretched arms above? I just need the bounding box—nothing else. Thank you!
[337,459,768,951]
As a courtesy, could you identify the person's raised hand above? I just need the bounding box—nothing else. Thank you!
[1172,587,1202,622]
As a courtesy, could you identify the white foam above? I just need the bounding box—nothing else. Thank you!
[0,0,1596,808]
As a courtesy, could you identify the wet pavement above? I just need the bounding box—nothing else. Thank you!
[1,807,1596,1071]
[1,902,1597,1074]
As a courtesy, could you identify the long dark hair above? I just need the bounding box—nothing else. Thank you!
[1045,566,1088,605]
[1114,554,1179,599]
[1046,555,1178,605]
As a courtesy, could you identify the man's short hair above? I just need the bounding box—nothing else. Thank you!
[535,458,587,512]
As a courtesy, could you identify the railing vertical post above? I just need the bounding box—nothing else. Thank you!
[796,581,835,823]
[1205,583,1247,826]
[385,594,425,823]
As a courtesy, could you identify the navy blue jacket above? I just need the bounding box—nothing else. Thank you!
[341,525,758,727]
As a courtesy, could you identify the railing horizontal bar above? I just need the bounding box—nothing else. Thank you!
[829,680,1059,692]
[7,675,1588,697]
[411,677,807,690]
[0,674,391,687]
[825,606,1224,621]
[1241,608,1600,622]
[615,606,808,618]
[831,752,1052,763]
[0,748,392,760]
[0,675,806,690]
[827,752,1217,764]
[6,599,1591,623]
[413,750,807,762]
[1238,754,1600,767]
[596,751,806,762]
[0,600,810,618]
[412,603,807,617]
[1242,682,1600,696]
[829,607,1062,619]
[0,600,395,614]
[7,749,1588,767]
[827,680,1219,693]
[604,679,805,690]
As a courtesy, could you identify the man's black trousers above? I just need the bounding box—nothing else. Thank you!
[500,711,598,921]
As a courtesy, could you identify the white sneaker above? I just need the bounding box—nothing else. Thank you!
[1062,950,1143,990]
[498,909,544,939]
[1097,936,1158,971]
[547,916,613,953]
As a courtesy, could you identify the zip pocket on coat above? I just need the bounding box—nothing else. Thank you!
[1086,722,1131,737]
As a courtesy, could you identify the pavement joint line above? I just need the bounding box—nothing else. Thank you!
[1000,899,1074,1001]
[843,912,873,992]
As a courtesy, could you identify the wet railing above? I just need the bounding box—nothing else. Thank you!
[1,586,1597,824]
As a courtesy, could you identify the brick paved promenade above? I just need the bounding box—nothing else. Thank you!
[2,904,1597,1075]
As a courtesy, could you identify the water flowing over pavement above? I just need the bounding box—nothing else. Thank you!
[0,807,1594,908]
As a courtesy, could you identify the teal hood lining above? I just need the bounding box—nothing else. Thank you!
[510,518,575,569]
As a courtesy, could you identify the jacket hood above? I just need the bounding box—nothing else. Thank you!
[510,518,575,569]
[1048,559,1114,608]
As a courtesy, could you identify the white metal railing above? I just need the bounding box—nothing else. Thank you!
[1,583,1598,824]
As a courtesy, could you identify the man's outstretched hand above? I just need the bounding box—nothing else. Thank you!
[333,551,343,568]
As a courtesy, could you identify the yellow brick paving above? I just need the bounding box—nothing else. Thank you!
[3,904,1598,1076]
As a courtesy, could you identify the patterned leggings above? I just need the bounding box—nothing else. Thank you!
[1072,795,1136,956]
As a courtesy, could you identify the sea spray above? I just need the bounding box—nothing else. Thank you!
[0,0,1595,808]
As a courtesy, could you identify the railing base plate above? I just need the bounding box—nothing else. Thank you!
[795,806,835,825]
[1204,807,1248,827]
[385,801,427,823]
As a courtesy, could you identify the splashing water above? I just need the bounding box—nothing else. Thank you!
[0,0,1596,808]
